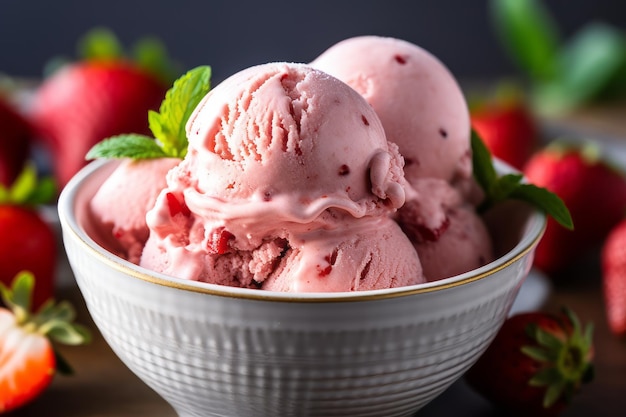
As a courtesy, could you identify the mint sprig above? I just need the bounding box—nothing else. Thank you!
[86,65,212,161]
[472,130,574,230]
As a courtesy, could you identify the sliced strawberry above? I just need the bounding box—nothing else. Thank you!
[0,309,55,412]
[0,272,91,412]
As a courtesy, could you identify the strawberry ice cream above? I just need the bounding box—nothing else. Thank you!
[90,157,180,263]
[312,36,494,280]
[139,62,425,291]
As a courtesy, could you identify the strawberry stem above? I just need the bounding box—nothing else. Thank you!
[523,307,594,408]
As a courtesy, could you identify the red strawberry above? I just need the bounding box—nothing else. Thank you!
[601,219,626,336]
[0,271,91,412]
[0,95,33,187]
[523,142,626,275]
[465,308,594,417]
[470,87,539,170]
[30,28,175,188]
[0,165,57,309]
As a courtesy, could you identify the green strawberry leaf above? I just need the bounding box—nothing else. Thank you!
[86,65,212,161]
[489,0,560,82]
[86,134,169,160]
[0,164,56,206]
[54,348,75,376]
[472,130,574,230]
[77,27,124,61]
[132,37,180,85]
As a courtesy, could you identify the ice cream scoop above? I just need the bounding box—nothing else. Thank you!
[89,157,180,263]
[140,62,424,290]
[311,35,472,184]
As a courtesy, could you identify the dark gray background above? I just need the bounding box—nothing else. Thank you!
[1,0,624,83]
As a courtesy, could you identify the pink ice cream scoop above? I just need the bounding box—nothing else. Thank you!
[311,35,472,184]
[312,36,493,279]
[140,62,424,291]
[89,157,180,263]
[396,179,493,282]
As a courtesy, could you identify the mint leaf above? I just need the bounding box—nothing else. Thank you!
[471,129,498,192]
[511,183,574,229]
[472,130,573,230]
[150,65,212,158]
[86,66,212,161]
[86,134,168,160]
[489,0,560,82]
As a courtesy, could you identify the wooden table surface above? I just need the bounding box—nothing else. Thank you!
[7,105,626,416]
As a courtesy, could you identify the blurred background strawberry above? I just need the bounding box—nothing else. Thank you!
[30,28,180,189]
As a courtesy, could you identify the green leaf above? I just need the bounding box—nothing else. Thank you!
[535,326,565,350]
[0,164,56,206]
[150,65,212,158]
[471,129,498,192]
[521,345,552,362]
[132,37,179,85]
[25,177,57,206]
[54,348,75,376]
[543,379,566,408]
[11,272,34,318]
[535,23,626,113]
[77,27,124,61]
[489,0,561,82]
[86,134,169,160]
[45,321,92,345]
[510,183,574,229]
[529,366,561,387]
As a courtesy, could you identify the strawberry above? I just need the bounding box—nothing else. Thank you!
[465,308,594,417]
[601,219,626,336]
[523,142,626,275]
[470,85,539,171]
[30,28,177,188]
[0,94,33,187]
[0,271,91,412]
[0,165,57,309]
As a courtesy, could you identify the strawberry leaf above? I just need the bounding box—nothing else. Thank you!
[472,129,574,230]
[132,37,179,85]
[86,134,168,160]
[0,164,56,206]
[77,27,124,61]
[46,320,92,345]
[54,348,75,376]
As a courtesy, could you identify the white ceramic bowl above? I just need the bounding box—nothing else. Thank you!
[58,159,545,417]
